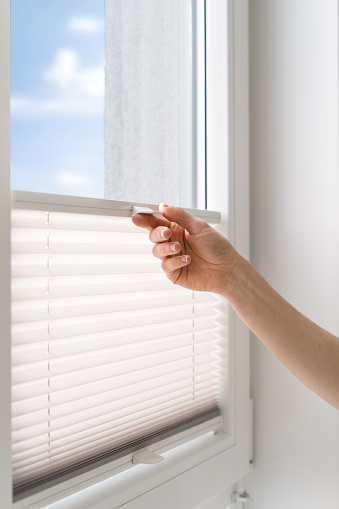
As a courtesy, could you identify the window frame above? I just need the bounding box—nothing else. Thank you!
[0,0,11,507]
[0,0,251,508]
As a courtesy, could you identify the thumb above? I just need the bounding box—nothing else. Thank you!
[159,203,207,235]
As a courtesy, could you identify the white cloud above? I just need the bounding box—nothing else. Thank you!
[11,49,104,117]
[53,171,102,196]
[55,171,93,189]
[44,49,104,98]
[10,95,103,117]
[53,170,104,198]
[67,17,104,35]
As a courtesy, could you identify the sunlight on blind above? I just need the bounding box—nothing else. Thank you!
[11,208,225,499]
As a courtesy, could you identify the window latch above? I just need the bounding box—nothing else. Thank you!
[132,449,164,465]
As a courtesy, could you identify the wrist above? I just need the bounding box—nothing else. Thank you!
[220,253,252,304]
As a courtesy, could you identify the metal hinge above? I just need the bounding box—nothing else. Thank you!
[231,491,253,504]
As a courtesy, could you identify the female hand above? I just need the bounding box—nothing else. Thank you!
[132,203,239,297]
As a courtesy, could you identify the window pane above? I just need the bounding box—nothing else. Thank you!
[10,0,205,207]
[10,0,105,198]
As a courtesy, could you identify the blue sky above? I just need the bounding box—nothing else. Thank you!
[10,0,105,198]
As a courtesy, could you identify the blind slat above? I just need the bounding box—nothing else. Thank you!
[13,351,216,390]
[13,332,215,375]
[13,393,218,445]
[12,360,216,407]
[13,355,216,403]
[13,370,217,418]
[13,383,217,432]
[12,290,216,323]
[12,304,218,344]
[12,209,145,233]
[12,327,218,365]
[11,273,178,300]
[12,253,162,277]
[12,228,153,254]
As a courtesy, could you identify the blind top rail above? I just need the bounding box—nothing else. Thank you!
[11,190,221,223]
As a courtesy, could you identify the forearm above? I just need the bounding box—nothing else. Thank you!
[225,255,339,408]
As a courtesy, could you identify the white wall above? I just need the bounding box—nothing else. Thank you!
[247,1,339,508]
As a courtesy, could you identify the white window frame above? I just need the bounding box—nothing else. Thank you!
[0,0,251,508]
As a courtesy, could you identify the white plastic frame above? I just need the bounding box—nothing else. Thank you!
[179,0,206,209]
[0,0,11,507]
[0,1,251,508]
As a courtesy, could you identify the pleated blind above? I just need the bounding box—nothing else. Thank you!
[11,204,223,501]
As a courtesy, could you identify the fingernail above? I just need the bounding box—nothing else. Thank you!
[170,243,177,252]
[160,228,167,239]
[181,255,189,263]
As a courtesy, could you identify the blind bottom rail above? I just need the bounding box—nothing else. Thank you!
[13,406,221,502]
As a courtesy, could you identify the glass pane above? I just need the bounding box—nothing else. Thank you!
[104,0,205,208]
[10,0,205,207]
[10,0,105,198]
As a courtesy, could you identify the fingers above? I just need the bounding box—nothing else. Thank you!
[132,204,193,277]
[161,254,191,275]
[152,241,181,259]
[159,203,207,235]
[149,226,171,243]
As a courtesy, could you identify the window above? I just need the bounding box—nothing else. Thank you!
[0,1,251,508]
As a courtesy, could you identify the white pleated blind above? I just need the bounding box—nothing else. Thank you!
[11,205,224,500]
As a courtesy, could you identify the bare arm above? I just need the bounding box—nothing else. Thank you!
[132,203,339,408]
[227,254,339,408]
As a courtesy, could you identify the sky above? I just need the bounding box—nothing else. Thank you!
[10,0,105,198]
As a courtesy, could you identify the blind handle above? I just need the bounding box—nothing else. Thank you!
[131,206,155,216]
[132,449,164,465]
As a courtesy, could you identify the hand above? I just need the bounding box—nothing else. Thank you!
[132,203,239,296]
